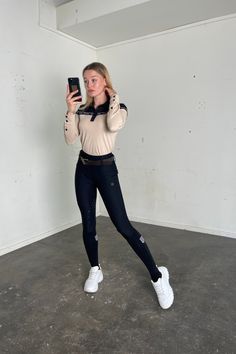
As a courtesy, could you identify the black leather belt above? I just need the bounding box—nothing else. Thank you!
[79,156,114,165]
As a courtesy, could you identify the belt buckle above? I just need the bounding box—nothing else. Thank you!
[81,156,89,165]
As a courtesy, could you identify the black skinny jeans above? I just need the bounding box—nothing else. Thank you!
[74,150,162,282]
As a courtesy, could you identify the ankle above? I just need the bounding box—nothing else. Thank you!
[151,270,162,282]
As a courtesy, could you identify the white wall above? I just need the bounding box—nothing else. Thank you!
[1,2,235,258]
[97,16,236,238]
[0,0,96,255]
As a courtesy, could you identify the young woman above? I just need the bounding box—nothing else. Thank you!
[64,62,174,309]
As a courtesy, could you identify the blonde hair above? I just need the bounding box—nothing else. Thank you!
[82,62,116,108]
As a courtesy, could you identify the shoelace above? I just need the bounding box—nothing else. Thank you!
[154,279,165,295]
[88,269,99,280]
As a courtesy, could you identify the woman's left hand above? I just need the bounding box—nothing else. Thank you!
[105,87,116,97]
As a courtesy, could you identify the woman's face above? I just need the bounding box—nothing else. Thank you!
[83,69,107,98]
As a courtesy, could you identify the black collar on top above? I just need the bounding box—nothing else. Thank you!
[78,94,110,121]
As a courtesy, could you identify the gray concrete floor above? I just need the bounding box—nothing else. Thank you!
[0,216,236,354]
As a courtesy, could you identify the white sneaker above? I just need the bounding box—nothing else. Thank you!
[84,265,103,293]
[151,266,174,309]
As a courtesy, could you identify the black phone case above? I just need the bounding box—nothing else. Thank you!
[68,77,82,102]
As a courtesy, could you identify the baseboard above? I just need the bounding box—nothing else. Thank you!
[2,211,234,257]
[99,212,236,239]
[0,219,81,257]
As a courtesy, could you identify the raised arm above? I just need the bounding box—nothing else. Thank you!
[64,84,81,145]
[64,111,80,145]
[106,89,128,132]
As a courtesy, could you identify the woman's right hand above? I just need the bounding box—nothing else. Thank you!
[66,84,82,114]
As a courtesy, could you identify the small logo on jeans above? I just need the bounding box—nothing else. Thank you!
[140,235,145,243]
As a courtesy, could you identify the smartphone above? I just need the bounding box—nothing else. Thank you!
[68,77,82,102]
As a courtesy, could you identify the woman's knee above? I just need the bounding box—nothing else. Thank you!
[114,219,134,238]
[83,231,98,243]
[81,212,96,234]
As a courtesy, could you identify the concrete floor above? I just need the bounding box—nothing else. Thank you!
[0,216,236,354]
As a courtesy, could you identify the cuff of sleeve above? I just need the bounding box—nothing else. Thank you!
[109,94,119,110]
[65,111,76,120]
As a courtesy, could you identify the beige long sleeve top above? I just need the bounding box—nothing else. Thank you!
[64,94,128,156]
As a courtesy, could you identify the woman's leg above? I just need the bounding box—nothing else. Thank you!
[75,162,99,267]
[97,163,162,282]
